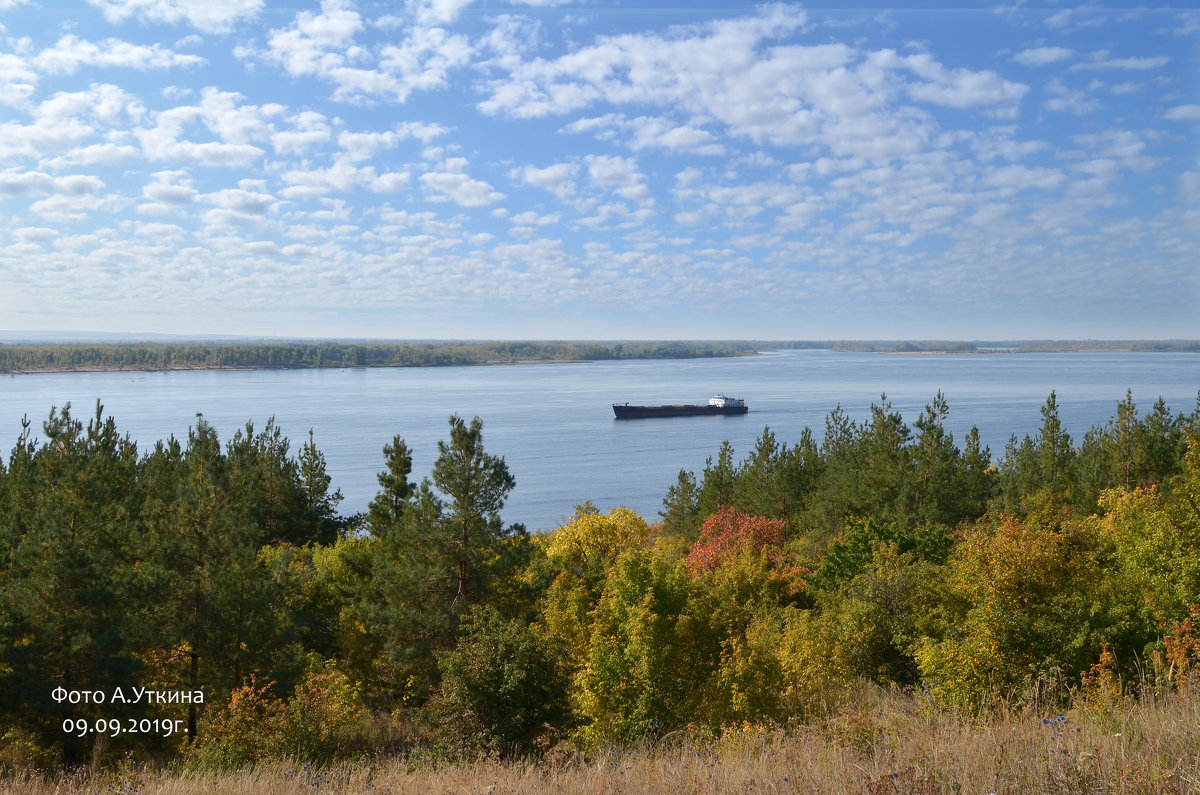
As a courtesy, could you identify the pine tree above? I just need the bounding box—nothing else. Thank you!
[0,403,142,767]
[432,415,518,613]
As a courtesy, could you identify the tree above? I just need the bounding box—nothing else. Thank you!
[298,429,345,544]
[0,403,143,767]
[350,436,446,700]
[684,506,785,574]
[366,435,415,535]
[432,415,519,612]
[141,417,293,744]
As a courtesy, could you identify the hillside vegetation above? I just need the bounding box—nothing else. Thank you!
[2,390,1199,791]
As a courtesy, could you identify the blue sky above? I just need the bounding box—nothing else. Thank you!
[1,1,1197,340]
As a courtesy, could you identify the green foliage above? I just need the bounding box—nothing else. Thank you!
[433,415,520,611]
[915,512,1120,711]
[812,518,951,591]
[3,389,1199,771]
[432,606,569,758]
[0,403,144,766]
[0,340,759,374]
[572,544,706,749]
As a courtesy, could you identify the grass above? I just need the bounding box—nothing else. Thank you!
[3,684,1198,794]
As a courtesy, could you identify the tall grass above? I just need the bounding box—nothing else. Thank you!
[3,683,1198,794]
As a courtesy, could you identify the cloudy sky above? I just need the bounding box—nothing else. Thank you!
[1,1,1197,340]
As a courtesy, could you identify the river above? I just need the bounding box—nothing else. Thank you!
[2,349,1196,530]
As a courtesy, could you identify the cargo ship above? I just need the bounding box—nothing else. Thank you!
[612,395,748,419]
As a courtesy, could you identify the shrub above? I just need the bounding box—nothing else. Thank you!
[432,605,569,758]
[187,667,374,769]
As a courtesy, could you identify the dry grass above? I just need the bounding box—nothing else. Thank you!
[3,685,1198,794]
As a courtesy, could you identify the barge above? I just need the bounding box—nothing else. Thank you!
[613,395,748,419]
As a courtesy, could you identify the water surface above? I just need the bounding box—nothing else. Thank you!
[2,350,1196,530]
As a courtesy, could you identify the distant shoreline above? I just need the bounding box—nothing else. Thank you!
[0,340,759,375]
[1,340,1196,375]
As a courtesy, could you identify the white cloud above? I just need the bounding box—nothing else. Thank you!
[43,142,140,168]
[509,210,560,225]
[35,35,205,74]
[480,6,1024,159]
[34,84,145,126]
[1044,8,1107,32]
[1163,105,1200,122]
[1071,52,1170,72]
[584,154,651,203]
[264,0,365,78]
[203,187,277,216]
[0,117,94,161]
[142,170,195,204]
[272,111,331,155]
[421,168,504,207]
[29,192,122,223]
[86,0,263,33]
[369,172,411,193]
[982,164,1065,195]
[339,130,400,162]
[887,51,1028,114]
[410,0,474,26]
[135,92,279,166]
[511,162,577,200]
[566,114,725,156]
[260,0,471,103]
[0,52,38,108]
[1109,82,1142,96]
[378,25,473,96]
[1072,129,1160,172]
[13,226,58,243]
[0,169,104,197]
[969,126,1048,162]
[396,121,449,142]
[1011,47,1074,66]
[280,159,377,199]
[1042,78,1100,115]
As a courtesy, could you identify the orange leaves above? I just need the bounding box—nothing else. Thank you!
[684,506,784,574]
[1163,605,1200,693]
[952,516,1075,607]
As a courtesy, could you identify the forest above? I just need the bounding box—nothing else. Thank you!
[4,340,1197,373]
[0,340,756,373]
[1,389,1199,787]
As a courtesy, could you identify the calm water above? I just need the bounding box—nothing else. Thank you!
[1,350,1197,530]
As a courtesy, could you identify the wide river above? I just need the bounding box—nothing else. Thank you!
[2,350,1197,530]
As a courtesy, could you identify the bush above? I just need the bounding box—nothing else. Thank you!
[432,606,569,758]
[187,667,374,769]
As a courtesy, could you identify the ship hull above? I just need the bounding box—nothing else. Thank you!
[613,403,749,419]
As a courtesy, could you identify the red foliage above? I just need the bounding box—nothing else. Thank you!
[685,506,785,573]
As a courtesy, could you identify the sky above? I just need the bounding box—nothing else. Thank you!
[0,1,1197,341]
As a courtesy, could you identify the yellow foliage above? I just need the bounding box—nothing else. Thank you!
[545,505,649,567]
[774,606,854,713]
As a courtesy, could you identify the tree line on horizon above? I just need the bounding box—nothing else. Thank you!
[1,389,1199,770]
[0,341,759,373]
[2,339,1197,373]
